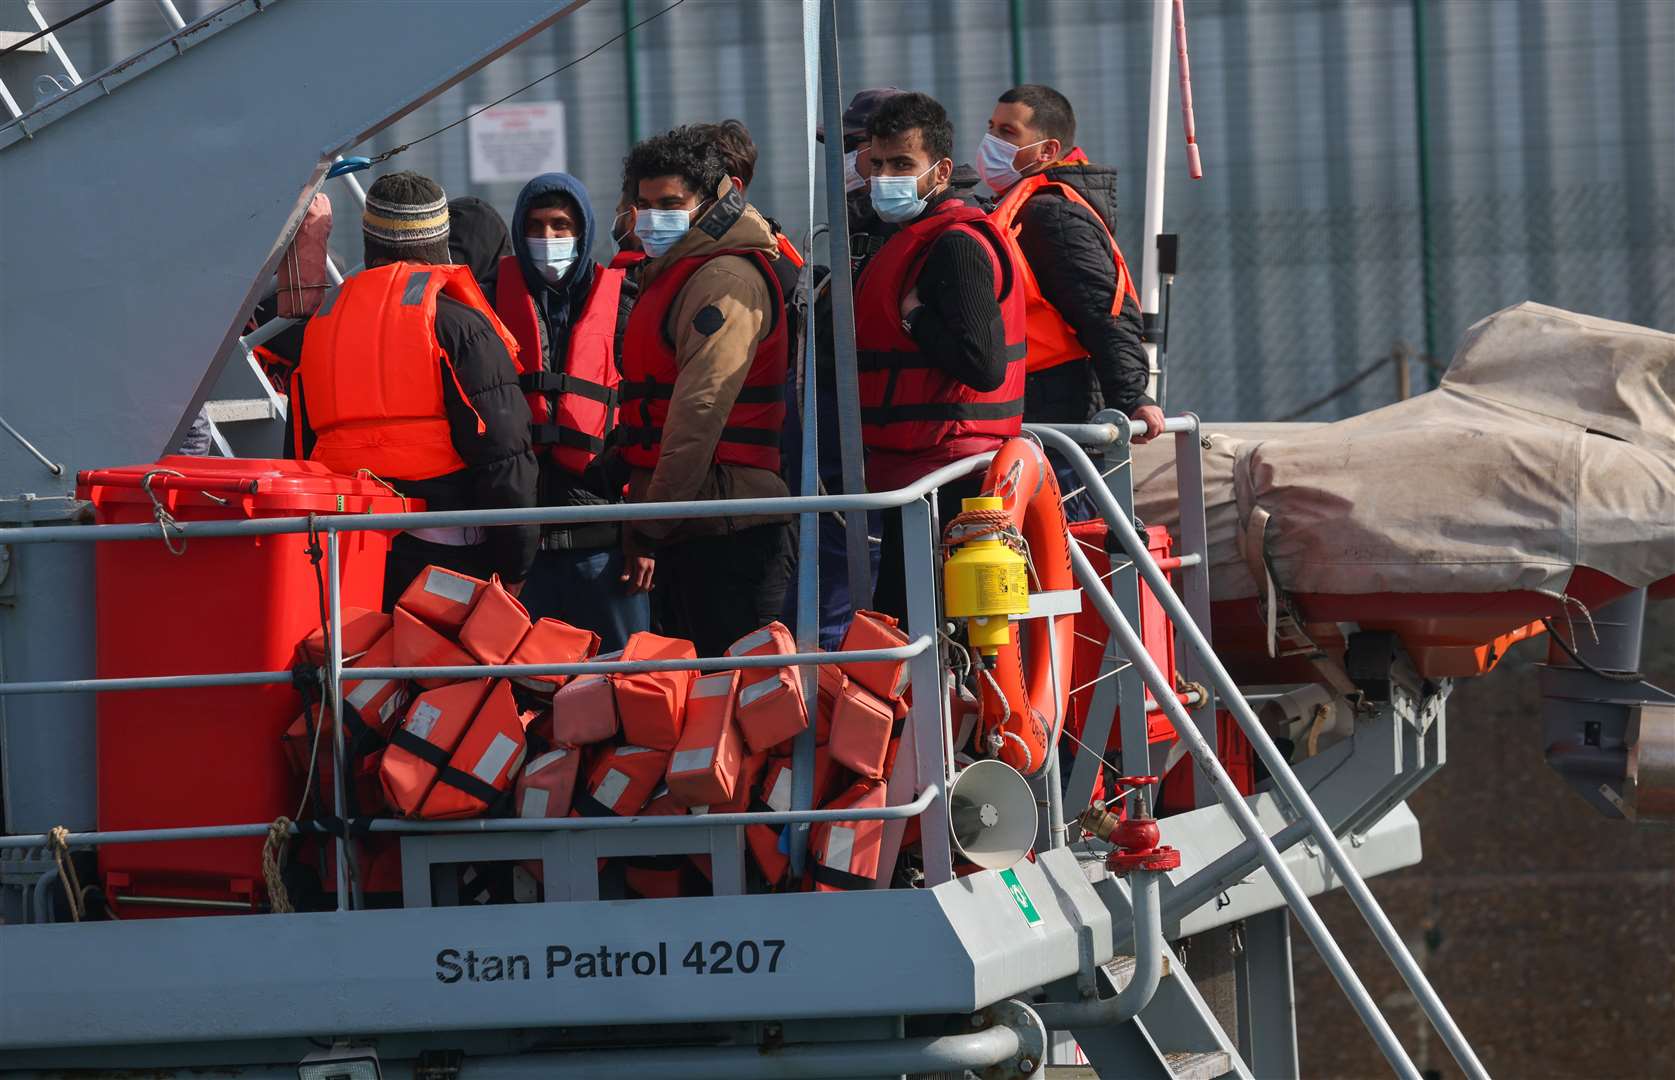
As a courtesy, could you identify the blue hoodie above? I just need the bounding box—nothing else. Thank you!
[510,172,599,362]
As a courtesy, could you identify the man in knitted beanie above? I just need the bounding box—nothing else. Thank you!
[290,171,539,604]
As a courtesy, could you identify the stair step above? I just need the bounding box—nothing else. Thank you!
[203,398,280,423]
[1101,952,1172,990]
[1163,1050,1233,1079]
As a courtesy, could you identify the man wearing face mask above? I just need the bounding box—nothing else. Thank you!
[491,172,650,650]
[853,92,1029,622]
[616,127,793,656]
[981,85,1163,480]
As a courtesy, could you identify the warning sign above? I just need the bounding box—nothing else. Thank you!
[468,101,567,185]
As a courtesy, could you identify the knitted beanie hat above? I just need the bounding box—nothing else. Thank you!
[362,171,451,266]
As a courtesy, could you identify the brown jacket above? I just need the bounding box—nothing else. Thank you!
[625,179,791,553]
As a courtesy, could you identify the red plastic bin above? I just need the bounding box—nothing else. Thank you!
[77,458,410,916]
[1066,520,1178,749]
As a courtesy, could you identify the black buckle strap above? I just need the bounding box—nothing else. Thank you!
[857,349,938,372]
[619,379,672,401]
[811,861,874,891]
[390,728,451,769]
[531,424,606,453]
[519,372,618,406]
[436,764,505,807]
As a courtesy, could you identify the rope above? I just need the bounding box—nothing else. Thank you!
[360,0,688,169]
[262,818,295,914]
[139,468,187,555]
[1541,616,1652,685]
[47,826,85,922]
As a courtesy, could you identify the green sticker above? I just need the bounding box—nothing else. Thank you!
[999,867,1042,927]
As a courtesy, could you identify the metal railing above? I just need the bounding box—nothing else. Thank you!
[0,455,994,910]
[1035,421,1487,1080]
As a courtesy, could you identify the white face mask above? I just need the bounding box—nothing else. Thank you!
[977,132,1051,193]
[527,236,578,285]
[635,206,696,257]
[869,160,947,224]
[843,149,866,194]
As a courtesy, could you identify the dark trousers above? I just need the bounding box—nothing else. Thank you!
[779,509,883,650]
[381,533,491,612]
[519,546,651,654]
[657,523,794,657]
[872,472,985,624]
[1046,447,1101,525]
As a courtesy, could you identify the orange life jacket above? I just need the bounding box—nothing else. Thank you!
[853,199,1027,453]
[989,149,1139,374]
[493,258,626,477]
[296,262,515,480]
[617,250,788,473]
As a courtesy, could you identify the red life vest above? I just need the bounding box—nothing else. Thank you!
[989,148,1138,374]
[493,257,625,477]
[853,199,1027,453]
[297,262,512,480]
[617,250,788,473]
[609,249,647,270]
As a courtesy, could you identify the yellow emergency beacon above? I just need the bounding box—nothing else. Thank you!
[943,496,1030,654]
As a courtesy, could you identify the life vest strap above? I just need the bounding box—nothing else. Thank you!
[861,399,1025,425]
[435,763,504,807]
[620,380,784,405]
[615,423,783,449]
[531,424,606,453]
[573,791,618,818]
[857,341,1027,373]
[519,371,618,406]
[812,861,874,891]
[389,728,450,769]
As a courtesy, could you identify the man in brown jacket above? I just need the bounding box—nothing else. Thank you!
[615,126,793,655]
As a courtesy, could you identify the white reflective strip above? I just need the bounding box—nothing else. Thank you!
[618,745,654,756]
[471,733,521,783]
[738,675,784,710]
[423,567,478,605]
[891,664,909,698]
[526,748,571,775]
[765,767,792,812]
[689,803,711,815]
[726,626,777,657]
[407,701,442,740]
[520,787,550,819]
[346,676,390,710]
[824,824,856,870]
[377,689,403,724]
[670,746,716,775]
[691,673,735,699]
[594,769,631,810]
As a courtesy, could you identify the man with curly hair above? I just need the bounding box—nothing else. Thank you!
[613,126,793,655]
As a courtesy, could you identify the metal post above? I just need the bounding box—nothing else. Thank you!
[1138,0,1173,399]
[1069,542,1419,1079]
[324,529,351,910]
[1411,0,1440,387]
[1008,0,1026,85]
[786,0,823,878]
[901,498,954,884]
[1169,416,1218,806]
[1036,869,1165,1028]
[818,0,872,610]
[622,0,641,145]
[155,0,187,31]
[25,1,80,84]
[1039,426,1485,1080]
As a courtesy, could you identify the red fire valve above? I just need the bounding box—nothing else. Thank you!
[1105,814,1182,873]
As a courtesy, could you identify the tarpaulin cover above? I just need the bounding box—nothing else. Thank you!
[1131,304,1675,602]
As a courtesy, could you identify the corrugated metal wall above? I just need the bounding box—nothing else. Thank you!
[40,0,1675,422]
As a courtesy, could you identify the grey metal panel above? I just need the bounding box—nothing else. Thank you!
[0,0,587,500]
[0,849,1103,1051]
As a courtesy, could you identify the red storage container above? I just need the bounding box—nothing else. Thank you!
[78,458,410,916]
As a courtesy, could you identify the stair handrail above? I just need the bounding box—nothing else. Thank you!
[1032,421,1489,1080]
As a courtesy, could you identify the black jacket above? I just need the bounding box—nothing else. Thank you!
[290,293,540,583]
[1013,161,1153,422]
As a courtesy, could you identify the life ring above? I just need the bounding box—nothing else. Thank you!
[970,437,1076,775]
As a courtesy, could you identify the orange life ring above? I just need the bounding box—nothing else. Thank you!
[973,437,1076,775]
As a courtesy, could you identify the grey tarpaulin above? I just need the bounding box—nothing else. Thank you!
[1131,303,1675,602]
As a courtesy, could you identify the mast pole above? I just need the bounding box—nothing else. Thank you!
[1139,0,1174,400]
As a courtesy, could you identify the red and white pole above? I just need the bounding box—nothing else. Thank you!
[1174,0,1203,179]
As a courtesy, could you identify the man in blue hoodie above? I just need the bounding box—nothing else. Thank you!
[489,172,649,650]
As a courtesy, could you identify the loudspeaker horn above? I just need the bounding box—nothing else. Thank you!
[949,759,1038,870]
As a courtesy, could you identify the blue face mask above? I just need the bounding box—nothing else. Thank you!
[635,206,696,257]
[869,161,946,224]
[527,236,578,285]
